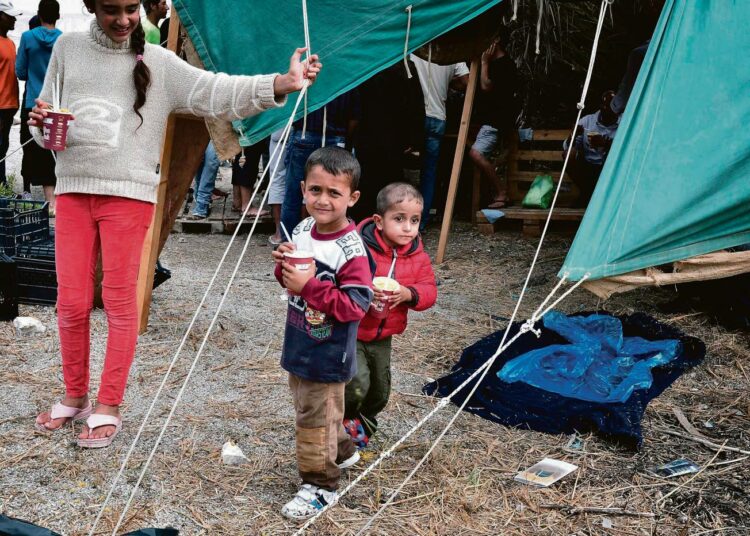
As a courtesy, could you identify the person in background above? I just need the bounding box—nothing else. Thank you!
[351,60,424,221]
[158,15,169,47]
[469,29,519,210]
[231,137,269,216]
[141,0,166,45]
[409,51,469,230]
[16,0,61,212]
[280,89,360,234]
[0,0,21,187]
[18,14,40,196]
[266,127,287,246]
[563,90,620,206]
[187,141,220,220]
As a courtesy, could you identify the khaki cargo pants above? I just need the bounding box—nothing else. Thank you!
[289,373,357,491]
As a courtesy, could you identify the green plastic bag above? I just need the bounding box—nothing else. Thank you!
[521,175,555,209]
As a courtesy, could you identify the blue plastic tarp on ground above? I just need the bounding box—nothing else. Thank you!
[423,312,705,448]
[497,312,680,404]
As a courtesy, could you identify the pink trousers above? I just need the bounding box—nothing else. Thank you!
[55,193,154,406]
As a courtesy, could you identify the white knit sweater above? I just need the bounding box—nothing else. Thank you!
[32,20,286,203]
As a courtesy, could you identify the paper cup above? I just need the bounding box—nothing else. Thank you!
[369,276,399,319]
[284,250,314,296]
[42,111,73,151]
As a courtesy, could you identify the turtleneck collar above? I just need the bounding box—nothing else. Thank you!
[88,19,132,52]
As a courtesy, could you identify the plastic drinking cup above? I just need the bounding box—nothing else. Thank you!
[284,250,314,296]
[42,111,73,151]
[369,276,399,319]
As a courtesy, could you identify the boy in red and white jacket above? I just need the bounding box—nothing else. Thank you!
[344,183,437,446]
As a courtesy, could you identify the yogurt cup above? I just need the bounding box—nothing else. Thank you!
[284,249,314,296]
[369,276,399,319]
[42,110,73,151]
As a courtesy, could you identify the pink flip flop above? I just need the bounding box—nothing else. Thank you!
[35,401,93,432]
[77,414,122,449]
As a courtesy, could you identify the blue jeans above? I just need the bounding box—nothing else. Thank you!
[280,130,345,233]
[193,142,220,217]
[420,116,446,229]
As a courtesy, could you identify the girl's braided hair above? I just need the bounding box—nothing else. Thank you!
[83,1,151,125]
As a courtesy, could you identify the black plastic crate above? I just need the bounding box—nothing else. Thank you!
[0,253,18,320]
[16,237,55,260]
[0,198,50,256]
[14,256,57,306]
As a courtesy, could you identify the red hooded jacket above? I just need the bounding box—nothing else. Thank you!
[357,218,437,342]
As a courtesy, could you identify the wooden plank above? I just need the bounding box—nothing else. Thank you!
[532,129,570,140]
[508,171,574,183]
[516,149,564,161]
[436,59,479,264]
[500,206,585,221]
[137,10,210,333]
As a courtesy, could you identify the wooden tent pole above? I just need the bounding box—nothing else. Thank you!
[436,58,479,264]
[136,11,183,334]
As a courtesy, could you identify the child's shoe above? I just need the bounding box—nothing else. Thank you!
[342,418,369,449]
[336,450,360,469]
[281,483,338,520]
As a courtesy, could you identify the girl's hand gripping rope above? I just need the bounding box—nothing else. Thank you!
[273,48,322,96]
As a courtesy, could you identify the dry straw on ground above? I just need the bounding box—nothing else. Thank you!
[1,224,748,535]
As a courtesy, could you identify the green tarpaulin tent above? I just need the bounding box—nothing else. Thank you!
[173,0,502,146]
[561,0,750,282]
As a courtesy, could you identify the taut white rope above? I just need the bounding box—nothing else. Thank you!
[403,5,414,79]
[300,0,312,140]
[88,84,310,536]
[0,137,35,166]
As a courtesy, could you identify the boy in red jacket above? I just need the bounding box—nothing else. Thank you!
[344,183,437,447]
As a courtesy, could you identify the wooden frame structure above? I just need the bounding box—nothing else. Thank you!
[136,12,210,333]
[436,59,479,264]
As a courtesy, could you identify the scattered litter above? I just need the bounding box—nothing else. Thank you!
[602,517,613,529]
[480,208,505,224]
[514,458,578,487]
[566,434,584,450]
[13,317,46,335]
[652,459,700,478]
[704,421,715,429]
[221,441,248,466]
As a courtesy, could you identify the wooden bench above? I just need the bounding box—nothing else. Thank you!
[473,129,585,237]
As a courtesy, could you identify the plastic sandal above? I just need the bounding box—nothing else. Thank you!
[77,414,122,449]
[35,401,93,432]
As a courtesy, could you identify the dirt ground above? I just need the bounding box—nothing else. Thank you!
[1,223,748,535]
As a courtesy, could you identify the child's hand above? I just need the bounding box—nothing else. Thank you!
[282,260,316,294]
[389,285,414,309]
[373,289,388,303]
[272,242,295,264]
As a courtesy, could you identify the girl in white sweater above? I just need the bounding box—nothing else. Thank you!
[30,0,320,448]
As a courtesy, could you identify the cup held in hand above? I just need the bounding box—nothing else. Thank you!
[284,250,314,296]
[42,110,73,151]
[369,276,399,319]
